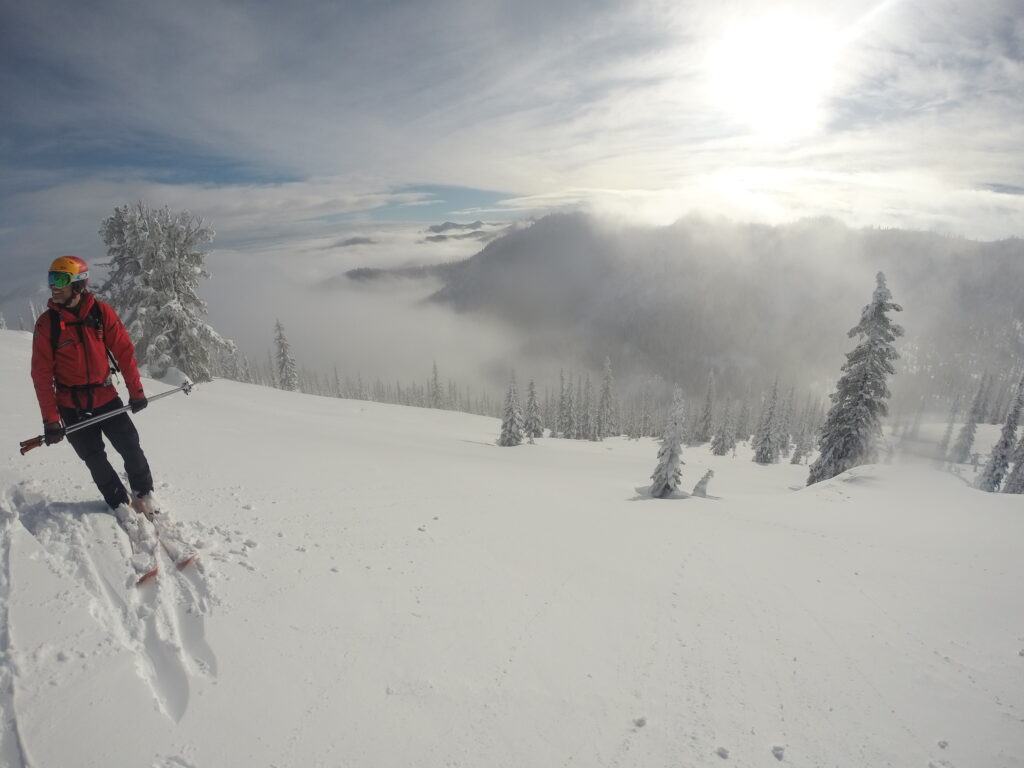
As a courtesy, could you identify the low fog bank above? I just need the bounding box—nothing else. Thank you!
[199,222,520,388]
[346,213,1024,411]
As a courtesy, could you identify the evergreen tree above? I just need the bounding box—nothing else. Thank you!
[650,389,686,498]
[28,299,39,324]
[977,372,994,423]
[710,403,735,456]
[98,202,236,381]
[498,370,525,447]
[808,272,903,485]
[274,319,299,391]
[1001,434,1024,494]
[581,376,595,441]
[597,356,616,438]
[753,381,782,464]
[573,377,585,439]
[951,377,986,464]
[354,373,369,400]
[976,376,1023,492]
[777,387,795,458]
[557,370,571,438]
[429,361,444,408]
[693,370,716,443]
[524,378,544,441]
[566,373,578,439]
[0,311,6,330]
[790,427,812,465]
[542,387,554,436]
[637,388,652,438]
[240,355,255,384]
[735,390,752,442]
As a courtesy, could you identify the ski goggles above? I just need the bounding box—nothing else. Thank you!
[48,270,87,288]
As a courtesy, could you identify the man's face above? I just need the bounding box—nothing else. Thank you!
[49,280,76,306]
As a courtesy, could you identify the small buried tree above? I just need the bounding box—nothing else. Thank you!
[651,389,686,498]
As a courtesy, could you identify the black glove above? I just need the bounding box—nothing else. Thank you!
[129,396,148,413]
[44,421,65,445]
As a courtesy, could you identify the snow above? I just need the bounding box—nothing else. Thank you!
[1,328,1022,767]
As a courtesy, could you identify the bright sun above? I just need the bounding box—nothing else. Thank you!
[707,13,838,140]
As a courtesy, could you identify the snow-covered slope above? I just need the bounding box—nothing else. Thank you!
[1,329,1021,768]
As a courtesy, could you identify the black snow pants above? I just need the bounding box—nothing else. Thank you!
[59,397,154,510]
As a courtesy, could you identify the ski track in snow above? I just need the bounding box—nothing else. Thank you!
[8,481,218,725]
[0,489,32,768]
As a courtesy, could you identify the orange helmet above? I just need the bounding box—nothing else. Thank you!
[48,255,90,290]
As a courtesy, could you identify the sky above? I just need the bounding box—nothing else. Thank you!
[2,0,1023,372]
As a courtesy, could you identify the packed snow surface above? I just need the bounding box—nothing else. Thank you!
[0,329,1022,767]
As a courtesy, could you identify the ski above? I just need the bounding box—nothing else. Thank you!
[147,509,200,572]
[115,503,160,586]
[116,500,200,584]
[158,535,198,570]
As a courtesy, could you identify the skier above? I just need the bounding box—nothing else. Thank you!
[30,256,159,518]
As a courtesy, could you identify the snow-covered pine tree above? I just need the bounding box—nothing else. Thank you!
[573,377,584,439]
[0,310,6,330]
[650,389,686,498]
[597,356,616,438]
[976,376,1023,492]
[542,387,554,435]
[274,319,299,391]
[710,403,735,456]
[735,391,752,442]
[566,373,578,439]
[580,376,594,441]
[790,428,812,465]
[693,371,716,443]
[28,299,39,324]
[639,388,653,437]
[557,370,570,438]
[429,362,444,408]
[98,202,237,381]
[807,272,903,485]
[753,381,782,464]
[1001,433,1024,494]
[777,387,795,458]
[951,377,986,464]
[498,370,525,447]
[238,355,254,384]
[524,378,544,442]
[212,342,242,381]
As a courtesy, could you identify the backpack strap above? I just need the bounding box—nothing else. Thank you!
[87,302,121,375]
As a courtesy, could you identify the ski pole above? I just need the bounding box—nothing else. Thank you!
[19,381,194,455]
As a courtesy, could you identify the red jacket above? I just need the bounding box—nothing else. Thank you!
[31,293,145,424]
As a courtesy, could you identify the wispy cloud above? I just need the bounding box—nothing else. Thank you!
[1,0,1022,298]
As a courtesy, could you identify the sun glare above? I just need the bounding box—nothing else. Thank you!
[707,14,837,140]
